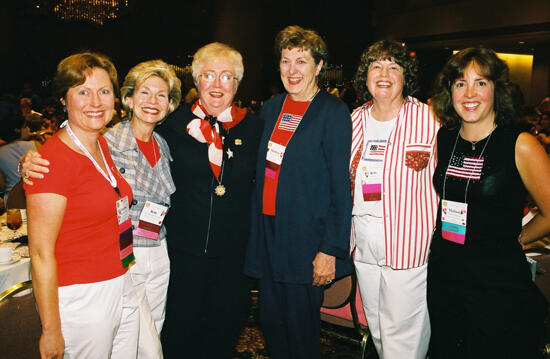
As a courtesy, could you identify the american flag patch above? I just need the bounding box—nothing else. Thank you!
[278,113,302,131]
[368,144,386,156]
[446,154,484,180]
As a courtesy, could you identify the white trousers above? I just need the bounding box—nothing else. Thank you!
[58,272,139,359]
[130,240,170,359]
[353,215,430,359]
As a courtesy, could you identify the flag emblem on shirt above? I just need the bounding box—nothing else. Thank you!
[368,144,386,156]
[446,154,484,180]
[278,113,302,131]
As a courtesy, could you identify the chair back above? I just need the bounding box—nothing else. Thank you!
[322,273,354,309]
[321,272,369,358]
[0,281,41,358]
[7,180,26,209]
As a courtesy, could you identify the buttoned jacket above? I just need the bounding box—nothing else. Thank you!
[244,90,353,284]
[104,120,176,247]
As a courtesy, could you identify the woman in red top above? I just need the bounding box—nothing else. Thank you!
[25,52,138,359]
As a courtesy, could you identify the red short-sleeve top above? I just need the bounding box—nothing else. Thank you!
[25,134,133,286]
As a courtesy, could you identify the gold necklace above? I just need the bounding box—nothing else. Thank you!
[214,126,229,196]
[214,162,226,196]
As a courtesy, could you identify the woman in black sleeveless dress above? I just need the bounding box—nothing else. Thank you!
[428,47,549,358]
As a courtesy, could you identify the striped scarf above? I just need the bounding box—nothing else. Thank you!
[186,101,246,179]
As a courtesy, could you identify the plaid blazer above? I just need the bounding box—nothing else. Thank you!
[104,120,176,247]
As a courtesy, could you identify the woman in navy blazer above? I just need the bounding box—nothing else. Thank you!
[244,25,353,359]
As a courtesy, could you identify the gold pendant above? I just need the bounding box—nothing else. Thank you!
[214,184,226,196]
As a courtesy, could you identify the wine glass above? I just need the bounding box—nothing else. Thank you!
[6,209,22,230]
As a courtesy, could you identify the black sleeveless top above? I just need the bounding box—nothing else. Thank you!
[430,125,533,289]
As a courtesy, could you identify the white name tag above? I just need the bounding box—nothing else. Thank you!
[116,196,130,225]
[139,201,168,224]
[266,141,286,165]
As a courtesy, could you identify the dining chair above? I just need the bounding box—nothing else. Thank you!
[0,280,41,359]
[7,180,26,209]
[321,272,370,359]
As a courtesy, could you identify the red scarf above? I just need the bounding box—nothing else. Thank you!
[186,101,246,179]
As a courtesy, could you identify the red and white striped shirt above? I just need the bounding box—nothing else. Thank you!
[350,97,440,269]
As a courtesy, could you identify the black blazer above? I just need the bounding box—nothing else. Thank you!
[157,104,263,260]
[244,90,353,284]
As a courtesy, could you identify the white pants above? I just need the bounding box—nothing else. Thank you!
[353,215,430,359]
[58,272,139,359]
[130,240,170,359]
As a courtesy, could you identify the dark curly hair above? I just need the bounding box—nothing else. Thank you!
[431,47,517,128]
[353,40,418,102]
[274,25,328,77]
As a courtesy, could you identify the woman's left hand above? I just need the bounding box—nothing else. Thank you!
[312,252,336,286]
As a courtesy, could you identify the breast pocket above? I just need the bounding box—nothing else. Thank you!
[404,143,433,172]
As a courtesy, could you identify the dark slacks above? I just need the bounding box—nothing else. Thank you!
[258,260,324,359]
[162,249,251,359]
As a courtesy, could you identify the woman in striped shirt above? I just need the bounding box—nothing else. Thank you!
[349,40,439,359]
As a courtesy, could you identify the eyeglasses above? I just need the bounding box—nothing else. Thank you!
[200,72,237,84]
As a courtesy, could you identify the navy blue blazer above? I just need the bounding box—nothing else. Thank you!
[244,90,353,284]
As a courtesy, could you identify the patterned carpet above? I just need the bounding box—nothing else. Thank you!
[232,290,379,359]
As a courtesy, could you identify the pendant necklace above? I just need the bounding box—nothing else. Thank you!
[462,124,496,151]
[214,126,229,197]
[214,163,226,196]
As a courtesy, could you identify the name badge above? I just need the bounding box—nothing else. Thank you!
[116,196,135,268]
[360,165,382,201]
[441,200,467,245]
[266,141,286,165]
[135,201,169,240]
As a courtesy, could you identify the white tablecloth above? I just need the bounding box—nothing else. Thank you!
[0,256,31,294]
[0,211,31,294]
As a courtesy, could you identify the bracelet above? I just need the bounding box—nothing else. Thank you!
[17,161,23,177]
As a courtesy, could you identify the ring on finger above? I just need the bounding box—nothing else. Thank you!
[23,172,29,179]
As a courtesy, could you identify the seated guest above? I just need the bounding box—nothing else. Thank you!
[19,97,42,122]
[0,112,42,202]
[428,47,549,358]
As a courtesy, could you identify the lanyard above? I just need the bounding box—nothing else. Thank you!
[61,120,120,197]
[442,127,495,203]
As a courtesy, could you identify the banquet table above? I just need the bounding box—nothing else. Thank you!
[0,211,31,294]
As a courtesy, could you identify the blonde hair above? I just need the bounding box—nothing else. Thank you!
[121,59,182,115]
[191,42,244,86]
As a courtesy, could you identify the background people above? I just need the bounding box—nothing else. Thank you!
[25,52,139,358]
[349,40,439,358]
[158,42,263,358]
[244,25,353,359]
[428,47,549,358]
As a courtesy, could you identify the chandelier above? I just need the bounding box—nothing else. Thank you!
[52,0,129,25]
